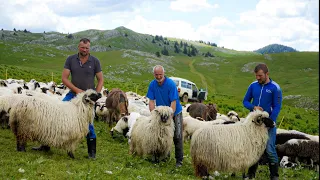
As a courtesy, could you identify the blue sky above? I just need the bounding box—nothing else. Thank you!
[0,0,318,51]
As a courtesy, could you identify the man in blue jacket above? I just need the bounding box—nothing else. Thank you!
[243,63,282,180]
[146,65,183,167]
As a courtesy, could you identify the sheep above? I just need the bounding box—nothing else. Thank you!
[8,89,100,158]
[190,110,275,178]
[276,132,310,145]
[187,103,217,121]
[280,156,298,168]
[105,88,129,127]
[128,98,150,116]
[276,139,319,171]
[95,103,109,122]
[129,106,174,163]
[182,116,232,141]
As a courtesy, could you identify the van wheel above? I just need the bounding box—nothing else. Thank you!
[182,94,188,103]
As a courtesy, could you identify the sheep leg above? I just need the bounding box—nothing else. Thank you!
[16,134,26,152]
[67,151,75,159]
[195,163,209,178]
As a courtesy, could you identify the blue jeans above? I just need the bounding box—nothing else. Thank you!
[266,127,278,163]
[62,91,96,139]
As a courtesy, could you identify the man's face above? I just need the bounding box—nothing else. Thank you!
[255,69,268,84]
[154,68,164,84]
[78,41,90,57]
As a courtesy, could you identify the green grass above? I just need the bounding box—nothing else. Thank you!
[1,122,319,180]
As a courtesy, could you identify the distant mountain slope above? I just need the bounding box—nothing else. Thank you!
[0,26,257,57]
[254,44,298,54]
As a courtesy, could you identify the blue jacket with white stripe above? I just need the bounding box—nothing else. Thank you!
[243,78,282,122]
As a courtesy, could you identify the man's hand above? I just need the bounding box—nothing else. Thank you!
[254,106,263,111]
[75,89,84,94]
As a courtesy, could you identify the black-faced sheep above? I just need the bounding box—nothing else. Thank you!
[129,106,174,163]
[8,89,100,158]
[276,139,319,171]
[187,103,217,121]
[190,110,275,178]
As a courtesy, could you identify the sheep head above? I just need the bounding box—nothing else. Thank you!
[82,90,101,105]
[153,106,173,124]
[227,110,240,122]
[251,110,275,128]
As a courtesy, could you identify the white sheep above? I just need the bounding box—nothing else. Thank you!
[129,106,174,163]
[8,89,100,158]
[190,110,275,178]
[182,115,235,141]
[110,112,141,142]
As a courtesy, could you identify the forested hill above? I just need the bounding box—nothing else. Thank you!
[254,44,298,54]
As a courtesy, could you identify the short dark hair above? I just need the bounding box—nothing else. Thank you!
[254,63,269,73]
[79,38,90,43]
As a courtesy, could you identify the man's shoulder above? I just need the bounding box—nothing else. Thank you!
[269,80,281,91]
[68,54,78,59]
[89,55,100,61]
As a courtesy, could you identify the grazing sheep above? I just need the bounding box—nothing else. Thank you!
[276,139,319,171]
[187,103,217,121]
[8,89,100,158]
[129,106,174,163]
[105,88,129,127]
[190,110,275,178]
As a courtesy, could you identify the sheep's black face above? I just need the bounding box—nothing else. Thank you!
[88,93,101,102]
[262,117,275,128]
[160,114,169,123]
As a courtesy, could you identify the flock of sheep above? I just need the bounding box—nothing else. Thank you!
[0,78,319,179]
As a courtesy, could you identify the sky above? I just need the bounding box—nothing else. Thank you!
[0,0,318,52]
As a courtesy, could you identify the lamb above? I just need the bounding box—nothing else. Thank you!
[95,103,109,122]
[187,103,217,121]
[129,106,174,163]
[110,112,141,142]
[276,139,319,171]
[8,89,100,158]
[190,110,275,178]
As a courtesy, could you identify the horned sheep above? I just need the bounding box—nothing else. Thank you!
[7,89,100,158]
[129,106,174,163]
[190,110,275,178]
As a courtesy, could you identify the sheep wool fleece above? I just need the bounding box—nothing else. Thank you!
[63,91,96,139]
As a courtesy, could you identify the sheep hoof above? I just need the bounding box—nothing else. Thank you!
[17,145,26,152]
[67,152,75,159]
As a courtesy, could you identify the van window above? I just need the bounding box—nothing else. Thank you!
[181,81,187,88]
[173,80,179,87]
[181,81,192,89]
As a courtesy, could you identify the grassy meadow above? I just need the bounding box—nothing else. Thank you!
[0,28,319,179]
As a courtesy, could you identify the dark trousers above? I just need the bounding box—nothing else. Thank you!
[173,112,183,163]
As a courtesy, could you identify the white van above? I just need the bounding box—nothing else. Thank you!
[169,77,207,103]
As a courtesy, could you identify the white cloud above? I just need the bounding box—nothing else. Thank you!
[170,0,219,12]
[256,0,309,17]
[127,15,201,40]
